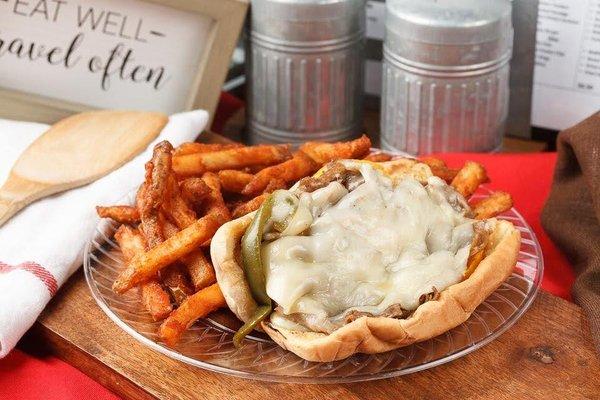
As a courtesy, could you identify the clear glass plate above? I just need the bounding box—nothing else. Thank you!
[84,186,543,383]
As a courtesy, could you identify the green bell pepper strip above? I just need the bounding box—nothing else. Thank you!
[271,191,299,233]
[234,193,275,347]
[233,305,272,348]
[240,194,274,306]
[234,190,301,347]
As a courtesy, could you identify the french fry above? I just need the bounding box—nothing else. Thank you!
[451,161,489,198]
[472,191,513,220]
[232,193,269,218]
[173,142,242,157]
[163,218,216,291]
[363,152,393,162]
[140,141,173,248]
[179,177,210,208]
[96,205,140,224]
[264,178,287,193]
[241,151,318,196]
[201,172,231,219]
[114,225,146,259]
[140,282,174,321]
[420,157,460,183]
[218,169,254,193]
[158,283,226,347]
[162,264,194,305]
[164,176,196,229]
[172,144,291,176]
[299,135,371,165]
[114,225,172,321]
[113,212,225,293]
[180,250,216,291]
[136,182,148,213]
[233,178,286,218]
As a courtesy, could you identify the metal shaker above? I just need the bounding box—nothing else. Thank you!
[247,0,365,144]
[381,0,513,154]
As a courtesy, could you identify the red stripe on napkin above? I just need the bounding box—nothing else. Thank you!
[0,261,58,297]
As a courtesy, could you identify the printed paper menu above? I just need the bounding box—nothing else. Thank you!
[532,0,600,130]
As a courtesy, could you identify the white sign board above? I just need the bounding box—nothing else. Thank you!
[0,0,212,113]
[532,0,600,130]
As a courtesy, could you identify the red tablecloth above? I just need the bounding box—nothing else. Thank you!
[0,139,574,399]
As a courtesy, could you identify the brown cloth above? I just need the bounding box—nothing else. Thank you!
[542,112,600,353]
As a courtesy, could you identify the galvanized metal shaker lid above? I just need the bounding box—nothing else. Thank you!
[385,0,512,68]
[251,0,365,44]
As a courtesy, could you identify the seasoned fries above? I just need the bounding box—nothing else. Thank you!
[162,264,193,305]
[163,209,217,291]
[218,169,254,193]
[114,225,172,320]
[472,191,513,219]
[140,141,172,248]
[232,178,286,217]
[181,250,216,291]
[158,283,226,346]
[451,161,489,198]
[232,193,269,218]
[420,157,460,183]
[99,136,511,348]
[299,134,371,165]
[96,205,140,224]
[241,151,318,196]
[164,176,196,229]
[179,177,210,208]
[172,144,291,176]
[113,212,225,293]
[364,152,393,162]
[201,172,230,219]
[173,142,242,157]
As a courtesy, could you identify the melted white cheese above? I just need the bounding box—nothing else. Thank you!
[262,163,474,321]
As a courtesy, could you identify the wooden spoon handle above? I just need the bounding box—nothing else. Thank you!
[0,174,52,227]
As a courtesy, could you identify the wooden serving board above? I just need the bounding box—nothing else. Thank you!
[33,274,599,399]
[30,132,598,399]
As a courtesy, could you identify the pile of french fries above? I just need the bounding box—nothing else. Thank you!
[97,135,513,347]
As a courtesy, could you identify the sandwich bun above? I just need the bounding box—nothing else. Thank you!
[210,159,520,362]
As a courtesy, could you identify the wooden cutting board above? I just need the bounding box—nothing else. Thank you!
[32,275,599,399]
[28,132,599,399]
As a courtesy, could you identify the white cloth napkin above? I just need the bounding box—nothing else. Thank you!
[0,110,208,358]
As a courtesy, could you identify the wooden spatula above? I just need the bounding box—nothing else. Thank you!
[0,110,168,227]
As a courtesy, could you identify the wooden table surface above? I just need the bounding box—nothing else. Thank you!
[30,131,599,400]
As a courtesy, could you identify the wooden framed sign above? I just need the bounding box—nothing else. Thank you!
[0,0,248,124]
